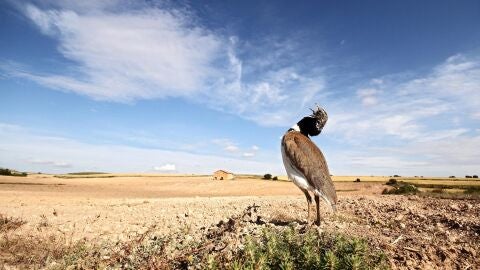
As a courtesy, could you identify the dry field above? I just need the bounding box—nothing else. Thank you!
[1,174,479,269]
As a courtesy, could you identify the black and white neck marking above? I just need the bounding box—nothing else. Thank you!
[287,124,300,133]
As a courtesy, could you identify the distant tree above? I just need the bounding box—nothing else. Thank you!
[393,175,401,177]
[0,168,12,176]
[272,176,278,181]
[263,174,272,180]
[386,178,397,186]
[472,175,478,179]
[466,175,472,178]
[354,178,360,182]
[449,176,456,178]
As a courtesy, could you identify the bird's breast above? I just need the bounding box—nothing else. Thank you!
[281,143,313,191]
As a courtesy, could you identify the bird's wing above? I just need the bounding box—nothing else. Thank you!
[282,132,337,206]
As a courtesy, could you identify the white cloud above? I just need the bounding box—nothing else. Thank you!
[212,139,239,153]
[242,152,255,158]
[329,54,480,143]
[28,159,72,168]
[356,88,380,106]
[3,2,329,127]
[153,164,176,172]
[17,3,222,102]
[0,123,282,174]
[224,145,239,152]
[323,53,480,176]
[251,145,259,151]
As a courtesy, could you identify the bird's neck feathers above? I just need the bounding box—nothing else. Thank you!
[289,124,300,132]
[296,117,321,137]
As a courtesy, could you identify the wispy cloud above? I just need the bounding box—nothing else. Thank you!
[153,164,176,172]
[323,53,480,176]
[28,159,72,168]
[329,53,480,143]
[0,123,282,174]
[3,1,329,127]
[17,3,222,102]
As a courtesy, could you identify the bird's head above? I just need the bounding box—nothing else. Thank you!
[297,105,328,137]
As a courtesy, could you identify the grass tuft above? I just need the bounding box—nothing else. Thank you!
[230,227,388,270]
[0,214,26,232]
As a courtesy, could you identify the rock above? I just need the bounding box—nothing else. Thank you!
[399,223,406,229]
[395,214,404,221]
[465,203,473,210]
[450,204,460,211]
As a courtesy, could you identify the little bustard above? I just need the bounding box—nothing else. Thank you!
[281,105,337,225]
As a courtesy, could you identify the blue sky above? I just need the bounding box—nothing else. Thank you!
[1,0,479,176]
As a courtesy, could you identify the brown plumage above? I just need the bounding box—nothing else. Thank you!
[281,106,337,225]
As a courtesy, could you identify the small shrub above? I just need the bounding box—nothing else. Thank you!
[464,186,480,194]
[449,176,456,178]
[393,174,401,177]
[383,184,418,195]
[272,176,278,181]
[0,168,27,177]
[263,174,272,180]
[0,168,12,176]
[354,178,360,182]
[234,227,387,269]
[0,214,26,232]
[473,175,478,179]
[466,175,472,178]
[386,178,397,186]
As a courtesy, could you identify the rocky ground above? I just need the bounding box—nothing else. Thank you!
[173,195,480,269]
[2,194,479,269]
[1,175,479,269]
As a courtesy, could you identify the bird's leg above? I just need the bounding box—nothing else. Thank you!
[314,195,321,226]
[302,190,312,224]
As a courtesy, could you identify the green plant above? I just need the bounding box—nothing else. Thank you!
[0,168,27,177]
[383,183,418,195]
[386,178,397,186]
[232,227,387,270]
[0,168,12,176]
[263,174,272,180]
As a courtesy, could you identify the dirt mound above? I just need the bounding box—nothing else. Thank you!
[336,196,479,269]
[161,196,480,269]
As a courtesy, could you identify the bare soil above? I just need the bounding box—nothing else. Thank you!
[0,174,478,269]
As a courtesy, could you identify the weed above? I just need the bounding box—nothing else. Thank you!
[382,183,418,195]
[386,178,397,186]
[0,214,26,232]
[232,227,388,270]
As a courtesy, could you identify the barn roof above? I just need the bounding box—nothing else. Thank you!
[214,170,233,174]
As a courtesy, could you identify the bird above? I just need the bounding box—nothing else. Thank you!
[281,105,337,225]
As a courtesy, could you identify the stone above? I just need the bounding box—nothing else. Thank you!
[450,204,460,211]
